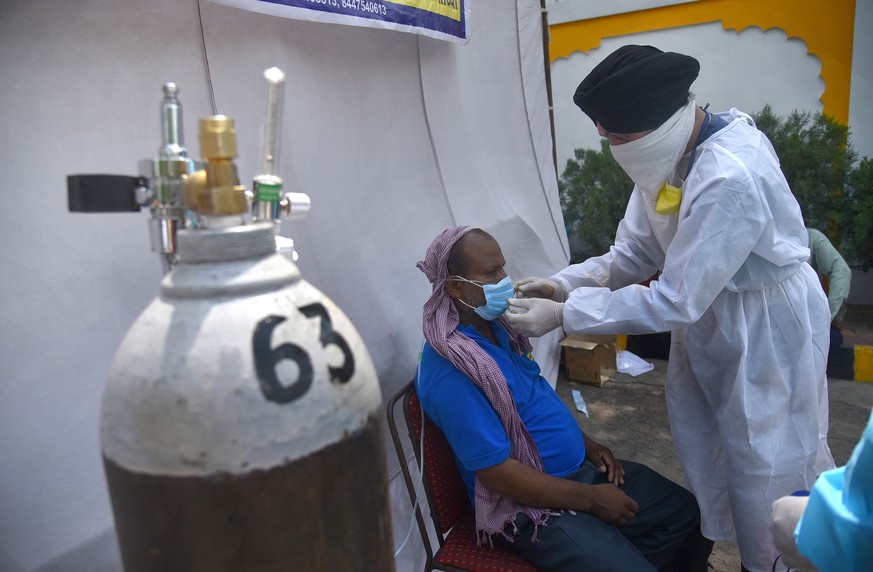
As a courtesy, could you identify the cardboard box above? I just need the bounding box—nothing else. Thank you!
[560,334,617,386]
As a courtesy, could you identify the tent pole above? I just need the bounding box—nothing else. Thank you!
[541,0,558,178]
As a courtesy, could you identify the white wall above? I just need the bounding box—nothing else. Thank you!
[546,0,701,24]
[850,0,873,159]
[0,1,567,570]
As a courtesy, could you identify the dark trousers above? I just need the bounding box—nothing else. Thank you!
[830,324,843,351]
[494,460,709,572]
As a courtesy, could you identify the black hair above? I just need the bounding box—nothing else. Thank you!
[447,228,491,277]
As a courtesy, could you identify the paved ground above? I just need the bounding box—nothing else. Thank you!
[555,358,873,571]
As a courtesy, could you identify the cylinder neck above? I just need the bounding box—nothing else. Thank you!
[177,222,277,264]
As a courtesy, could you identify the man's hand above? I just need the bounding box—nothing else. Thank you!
[515,277,566,302]
[505,298,564,337]
[587,484,639,526]
[584,437,625,485]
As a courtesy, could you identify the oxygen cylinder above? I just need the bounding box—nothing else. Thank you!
[100,116,394,571]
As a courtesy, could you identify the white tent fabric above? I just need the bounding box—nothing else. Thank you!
[0,0,568,570]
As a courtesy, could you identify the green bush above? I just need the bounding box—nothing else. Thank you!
[559,139,633,263]
[559,106,871,268]
[753,105,873,269]
[752,105,856,236]
[843,157,873,270]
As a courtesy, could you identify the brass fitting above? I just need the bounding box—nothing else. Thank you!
[182,115,248,216]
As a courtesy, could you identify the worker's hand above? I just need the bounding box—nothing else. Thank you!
[587,484,638,526]
[770,496,815,569]
[514,277,566,302]
[584,438,625,486]
[505,298,564,337]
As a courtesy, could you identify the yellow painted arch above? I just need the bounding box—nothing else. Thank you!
[549,0,856,123]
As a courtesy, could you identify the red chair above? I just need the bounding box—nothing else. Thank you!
[387,380,540,572]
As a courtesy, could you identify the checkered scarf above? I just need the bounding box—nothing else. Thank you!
[417,226,551,545]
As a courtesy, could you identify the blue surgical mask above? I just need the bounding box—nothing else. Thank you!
[455,275,514,321]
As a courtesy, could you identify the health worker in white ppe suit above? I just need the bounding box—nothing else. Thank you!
[505,45,834,572]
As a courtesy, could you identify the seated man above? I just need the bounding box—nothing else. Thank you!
[415,226,711,572]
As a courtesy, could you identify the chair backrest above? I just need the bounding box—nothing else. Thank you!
[387,380,542,572]
[403,387,471,536]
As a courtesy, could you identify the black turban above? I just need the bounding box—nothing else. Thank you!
[573,45,700,134]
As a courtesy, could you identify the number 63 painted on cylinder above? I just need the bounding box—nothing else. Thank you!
[252,302,355,404]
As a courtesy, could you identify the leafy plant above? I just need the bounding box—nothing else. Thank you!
[752,105,857,235]
[843,157,873,270]
[559,139,634,263]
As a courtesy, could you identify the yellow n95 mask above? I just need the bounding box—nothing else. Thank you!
[655,183,682,215]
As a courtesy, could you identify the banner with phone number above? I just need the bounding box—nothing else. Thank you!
[212,0,468,43]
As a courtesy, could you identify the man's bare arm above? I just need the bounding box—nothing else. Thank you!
[476,458,638,525]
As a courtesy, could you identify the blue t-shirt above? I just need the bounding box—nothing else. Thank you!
[416,322,586,503]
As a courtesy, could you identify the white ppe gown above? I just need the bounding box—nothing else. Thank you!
[553,109,834,572]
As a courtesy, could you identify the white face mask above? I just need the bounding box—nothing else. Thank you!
[609,99,697,199]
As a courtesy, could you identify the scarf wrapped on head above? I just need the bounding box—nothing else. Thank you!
[417,226,551,545]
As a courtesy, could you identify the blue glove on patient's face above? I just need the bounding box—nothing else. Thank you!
[504,297,564,337]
